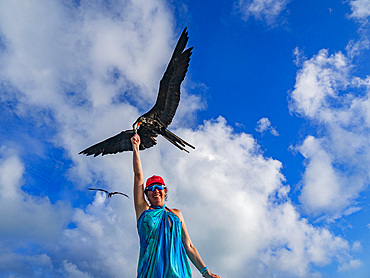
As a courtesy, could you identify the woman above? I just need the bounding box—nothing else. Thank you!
[131,134,220,278]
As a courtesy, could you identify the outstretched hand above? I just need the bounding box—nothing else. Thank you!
[131,134,141,147]
[205,271,221,278]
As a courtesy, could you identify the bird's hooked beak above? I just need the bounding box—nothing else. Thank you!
[134,121,142,134]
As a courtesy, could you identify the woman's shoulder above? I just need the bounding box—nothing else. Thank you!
[167,207,184,221]
[167,207,180,213]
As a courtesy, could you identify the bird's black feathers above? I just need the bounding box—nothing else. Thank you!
[89,188,130,198]
[144,28,193,128]
[82,130,135,156]
[79,27,194,157]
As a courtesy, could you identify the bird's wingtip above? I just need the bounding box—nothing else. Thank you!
[79,150,93,156]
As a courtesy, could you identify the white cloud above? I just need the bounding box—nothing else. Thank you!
[344,206,362,216]
[0,147,71,244]
[0,147,72,277]
[297,136,346,215]
[256,117,279,136]
[156,117,353,276]
[352,240,362,251]
[347,1,370,62]
[349,0,370,21]
[346,38,370,59]
[290,49,351,119]
[293,46,307,67]
[63,261,92,278]
[235,0,291,26]
[338,259,362,271]
[0,251,54,277]
[60,194,138,277]
[290,48,370,217]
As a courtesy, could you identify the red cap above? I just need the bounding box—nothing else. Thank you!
[146,175,165,187]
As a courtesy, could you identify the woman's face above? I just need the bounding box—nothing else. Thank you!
[146,184,167,206]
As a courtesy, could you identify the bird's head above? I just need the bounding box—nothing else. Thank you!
[133,120,142,134]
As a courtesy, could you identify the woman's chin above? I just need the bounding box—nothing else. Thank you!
[150,198,164,206]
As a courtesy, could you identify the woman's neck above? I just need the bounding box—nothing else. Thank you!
[150,204,165,209]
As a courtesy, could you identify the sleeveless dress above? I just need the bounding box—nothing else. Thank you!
[136,205,192,278]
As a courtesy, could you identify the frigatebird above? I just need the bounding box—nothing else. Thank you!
[79,28,195,156]
[88,188,130,199]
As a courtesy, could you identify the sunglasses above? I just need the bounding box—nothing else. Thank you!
[145,184,166,192]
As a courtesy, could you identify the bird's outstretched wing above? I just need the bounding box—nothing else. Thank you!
[142,27,193,127]
[89,188,109,194]
[80,130,135,156]
[79,127,157,156]
[79,129,138,156]
[111,192,130,198]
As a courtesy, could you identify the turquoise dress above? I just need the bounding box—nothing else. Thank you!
[137,206,192,278]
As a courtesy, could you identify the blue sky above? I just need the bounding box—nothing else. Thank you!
[0,0,370,277]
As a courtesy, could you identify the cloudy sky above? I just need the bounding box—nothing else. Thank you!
[0,0,369,277]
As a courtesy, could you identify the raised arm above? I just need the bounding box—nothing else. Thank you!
[131,134,149,220]
[172,209,221,278]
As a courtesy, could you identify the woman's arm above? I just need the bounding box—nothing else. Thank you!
[172,209,221,278]
[131,134,149,220]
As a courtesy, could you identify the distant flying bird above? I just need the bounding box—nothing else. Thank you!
[88,188,130,199]
[79,28,195,156]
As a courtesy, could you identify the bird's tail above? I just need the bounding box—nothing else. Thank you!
[161,128,195,153]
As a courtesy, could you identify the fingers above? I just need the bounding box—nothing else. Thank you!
[131,134,140,145]
[206,272,220,278]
